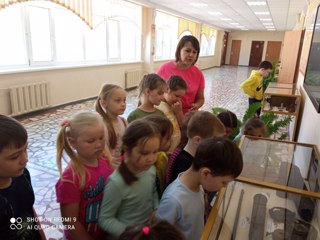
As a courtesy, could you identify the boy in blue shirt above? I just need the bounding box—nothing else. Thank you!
[157,137,243,240]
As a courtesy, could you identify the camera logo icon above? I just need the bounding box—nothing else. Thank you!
[10,217,22,230]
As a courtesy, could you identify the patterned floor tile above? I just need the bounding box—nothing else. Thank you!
[21,65,252,239]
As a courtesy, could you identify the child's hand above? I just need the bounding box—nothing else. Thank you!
[172,101,182,114]
[189,103,199,112]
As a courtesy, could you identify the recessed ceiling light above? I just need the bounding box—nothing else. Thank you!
[267,29,275,31]
[263,22,274,25]
[236,26,245,28]
[254,12,270,15]
[221,18,232,21]
[265,26,274,28]
[260,18,272,21]
[230,22,239,25]
[208,11,222,15]
[190,2,208,7]
[242,28,249,31]
[247,1,266,6]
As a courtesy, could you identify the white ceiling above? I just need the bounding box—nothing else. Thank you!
[134,0,309,31]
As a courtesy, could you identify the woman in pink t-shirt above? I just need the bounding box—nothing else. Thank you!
[157,35,205,114]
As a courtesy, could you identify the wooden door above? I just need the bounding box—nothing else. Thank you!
[230,40,241,65]
[249,41,264,67]
[278,30,303,83]
[265,41,282,63]
[221,32,228,65]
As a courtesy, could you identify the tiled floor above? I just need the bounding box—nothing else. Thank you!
[21,65,252,239]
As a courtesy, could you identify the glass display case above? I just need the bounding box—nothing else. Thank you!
[202,181,320,240]
[262,83,301,141]
[202,137,320,240]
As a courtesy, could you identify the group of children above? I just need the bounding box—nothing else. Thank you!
[0,61,273,240]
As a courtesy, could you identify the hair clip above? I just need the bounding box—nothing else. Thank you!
[59,118,70,127]
[142,226,150,235]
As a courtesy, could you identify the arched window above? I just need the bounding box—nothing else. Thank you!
[0,0,142,70]
[155,11,178,60]
[200,34,208,56]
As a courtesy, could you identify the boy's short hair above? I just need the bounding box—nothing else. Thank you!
[258,61,273,70]
[193,137,243,178]
[0,114,27,152]
[187,111,225,139]
[167,75,187,91]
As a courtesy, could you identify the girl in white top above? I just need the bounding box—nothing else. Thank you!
[95,84,127,169]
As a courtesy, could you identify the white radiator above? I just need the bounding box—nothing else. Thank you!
[125,69,145,89]
[9,82,51,116]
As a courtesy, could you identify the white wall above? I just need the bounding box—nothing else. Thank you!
[296,0,320,150]
[0,62,143,115]
[226,31,285,66]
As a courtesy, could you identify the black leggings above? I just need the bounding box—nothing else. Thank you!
[248,98,261,117]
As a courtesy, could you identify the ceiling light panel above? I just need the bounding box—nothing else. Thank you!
[247,1,266,6]
[189,2,208,7]
[254,12,270,15]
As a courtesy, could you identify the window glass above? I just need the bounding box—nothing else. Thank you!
[0,5,27,66]
[200,34,208,56]
[28,5,52,62]
[120,21,136,60]
[155,11,178,59]
[85,16,107,61]
[108,20,120,59]
[53,8,84,62]
[208,34,216,55]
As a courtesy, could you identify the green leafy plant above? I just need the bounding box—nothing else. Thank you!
[263,61,278,91]
[212,102,292,140]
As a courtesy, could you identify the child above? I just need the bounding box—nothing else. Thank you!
[166,111,225,184]
[233,117,267,145]
[240,60,273,116]
[55,111,113,240]
[0,115,45,240]
[98,119,160,239]
[127,73,166,123]
[157,75,187,153]
[118,218,186,240]
[217,110,238,139]
[143,115,173,198]
[95,84,127,169]
[157,137,243,240]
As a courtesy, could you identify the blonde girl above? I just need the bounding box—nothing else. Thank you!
[95,84,127,169]
[55,111,113,240]
[98,119,161,239]
[127,73,167,123]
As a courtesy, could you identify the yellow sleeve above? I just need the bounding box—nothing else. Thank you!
[240,76,256,97]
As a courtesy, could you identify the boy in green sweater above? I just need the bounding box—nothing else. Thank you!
[240,60,272,116]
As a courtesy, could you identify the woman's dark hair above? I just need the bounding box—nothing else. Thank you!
[119,119,160,185]
[118,219,186,240]
[217,111,238,129]
[175,35,200,65]
[0,114,27,152]
[193,137,243,178]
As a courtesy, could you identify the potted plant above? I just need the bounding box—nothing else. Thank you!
[212,102,292,140]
